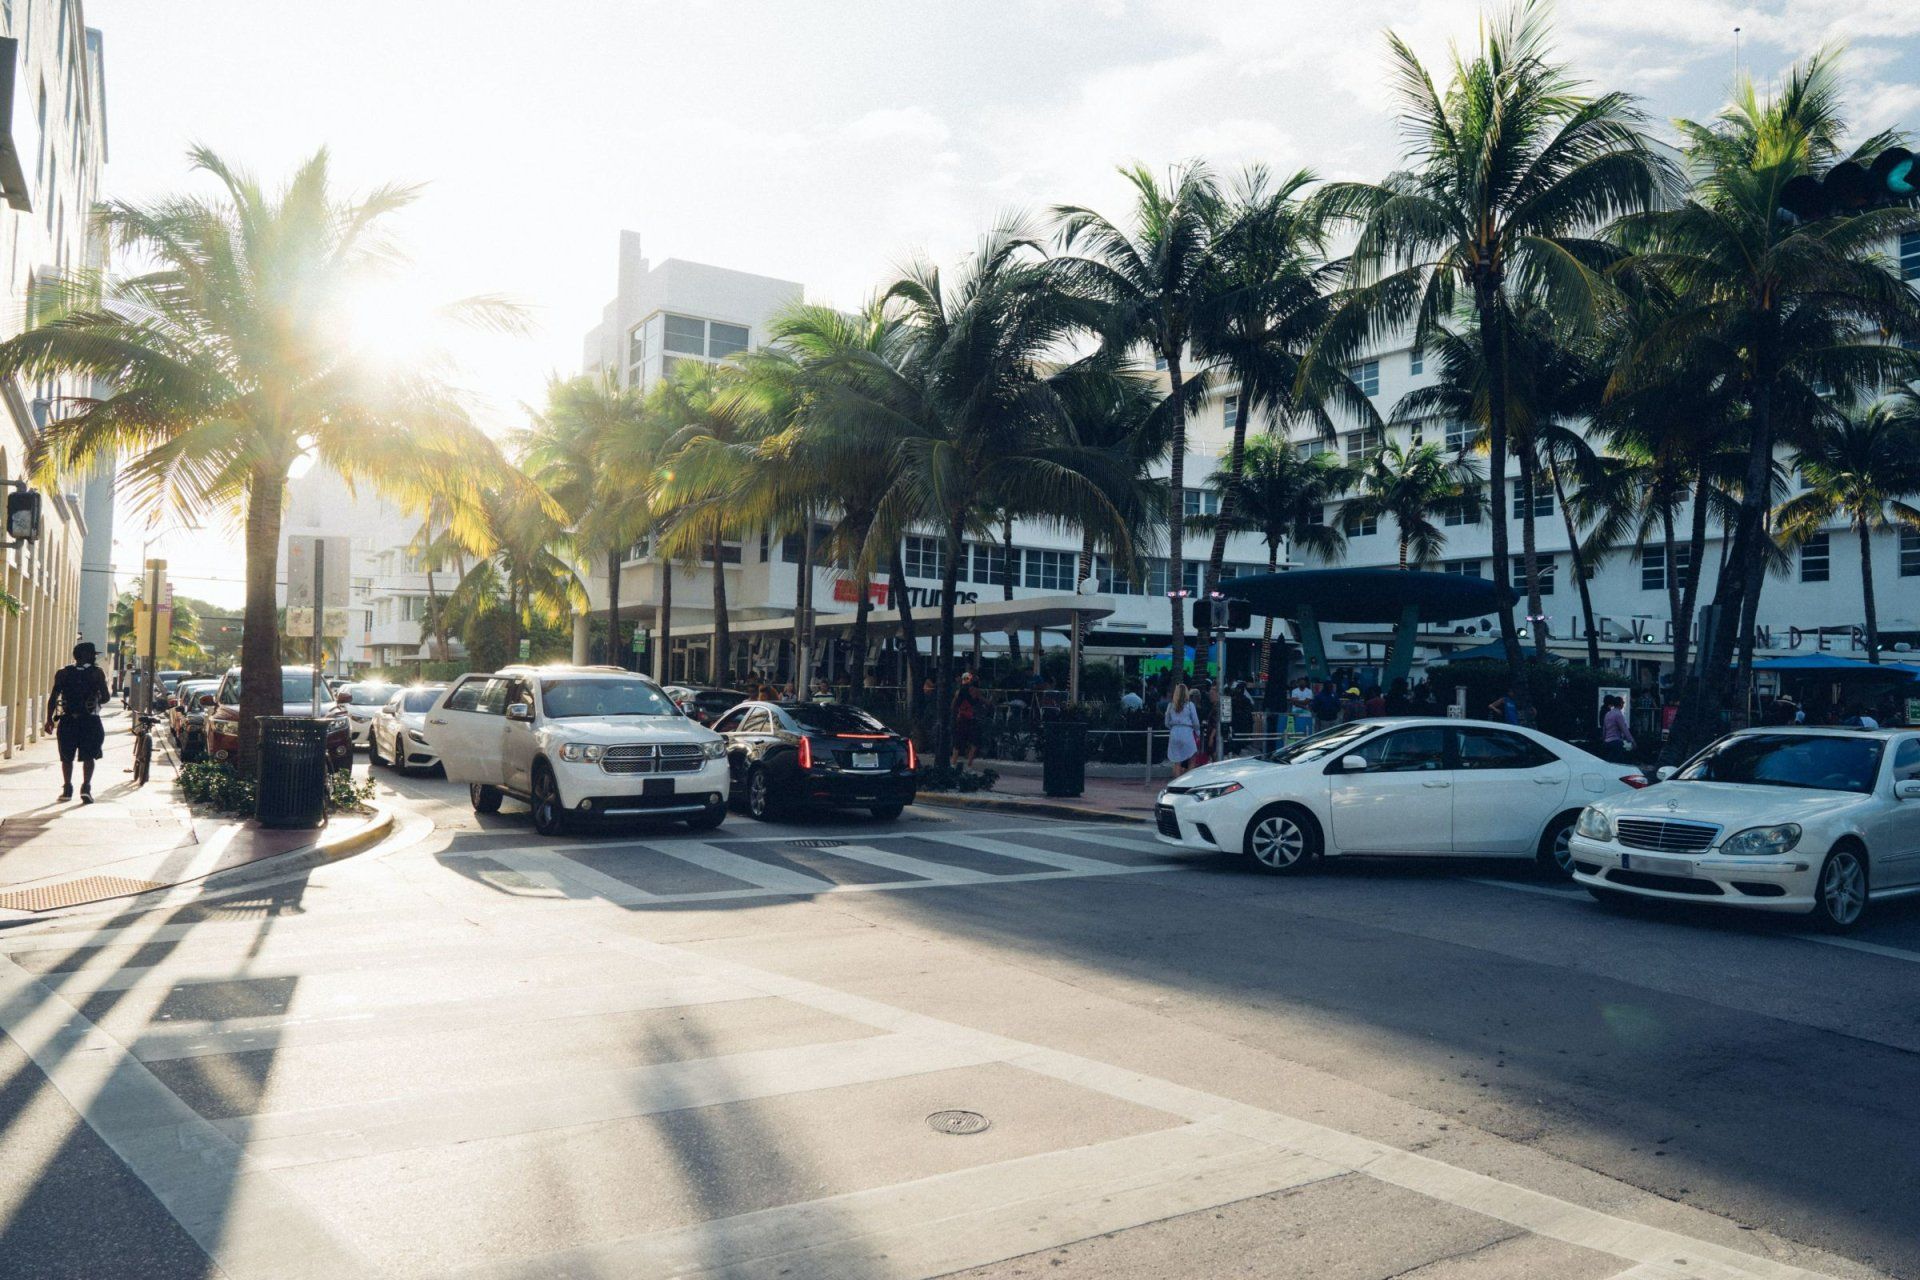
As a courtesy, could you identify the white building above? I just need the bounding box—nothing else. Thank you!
[0,3,108,754]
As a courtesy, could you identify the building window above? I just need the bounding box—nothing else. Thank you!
[628,325,647,368]
[1443,497,1479,527]
[1093,554,1138,595]
[1223,394,1242,430]
[625,536,652,563]
[1409,348,1423,376]
[1903,231,1920,282]
[1639,543,1691,591]
[663,313,706,356]
[1182,488,1221,519]
[1181,560,1202,596]
[1511,555,1555,596]
[968,542,1010,586]
[1345,425,1382,461]
[1351,360,1379,396]
[1024,549,1076,591]
[902,535,947,581]
[708,321,750,359]
[1442,559,1482,577]
[1902,528,1920,577]
[1445,420,1473,452]
[1153,351,1168,371]
[1343,509,1378,538]
[1511,480,1553,520]
[1800,530,1830,583]
[1145,558,1169,597]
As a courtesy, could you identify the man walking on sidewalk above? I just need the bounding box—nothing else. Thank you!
[43,641,111,804]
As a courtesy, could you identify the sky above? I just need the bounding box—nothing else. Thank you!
[84,0,1920,606]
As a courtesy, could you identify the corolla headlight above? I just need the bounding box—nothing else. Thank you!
[1187,781,1244,803]
[700,740,725,759]
[1575,807,1614,841]
[1720,823,1800,856]
[558,743,605,763]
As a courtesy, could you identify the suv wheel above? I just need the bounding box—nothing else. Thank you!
[470,783,503,814]
[531,767,569,837]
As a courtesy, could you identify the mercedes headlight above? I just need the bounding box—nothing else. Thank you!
[1575,807,1613,841]
[558,743,605,763]
[700,740,725,759]
[1187,781,1244,802]
[1720,823,1800,856]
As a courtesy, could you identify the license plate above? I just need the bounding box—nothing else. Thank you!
[643,778,672,796]
[852,752,880,770]
[1622,852,1691,876]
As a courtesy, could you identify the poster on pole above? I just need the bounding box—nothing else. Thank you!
[285,535,351,639]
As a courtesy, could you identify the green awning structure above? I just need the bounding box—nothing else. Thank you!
[1227,568,1518,684]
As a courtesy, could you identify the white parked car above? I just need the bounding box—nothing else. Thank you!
[368,684,449,774]
[1156,717,1645,874]
[430,665,729,836]
[338,681,400,747]
[1568,727,1920,931]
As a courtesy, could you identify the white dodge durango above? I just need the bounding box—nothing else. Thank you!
[431,665,729,836]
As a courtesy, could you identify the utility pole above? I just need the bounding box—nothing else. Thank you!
[141,559,166,716]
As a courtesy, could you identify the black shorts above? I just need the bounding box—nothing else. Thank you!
[56,715,105,764]
[952,718,979,750]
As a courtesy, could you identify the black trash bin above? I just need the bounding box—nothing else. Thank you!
[1042,721,1087,798]
[255,716,330,828]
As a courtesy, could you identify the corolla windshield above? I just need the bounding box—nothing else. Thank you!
[1265,722,1375,765]
[1675,733,1884,794]
[540,677,678,718]
[400,688,443,713]
[347,683,400,706]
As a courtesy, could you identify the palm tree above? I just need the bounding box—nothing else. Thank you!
[448,482,584,662]
[1343,439,1482,569]
[522,373,656,668]
[1772,395,1920,665]
[1310,0,1666,718]
[1616,53,1920,741]
[1053,161,1225,679]
[1200,437,1349,678]
[0,148,512,767]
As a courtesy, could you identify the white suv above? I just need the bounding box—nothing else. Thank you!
[430,665,729,836]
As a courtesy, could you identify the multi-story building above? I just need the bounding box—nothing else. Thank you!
[0,3,107,755]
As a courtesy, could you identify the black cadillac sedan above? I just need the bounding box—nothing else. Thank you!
[711,701,918,821]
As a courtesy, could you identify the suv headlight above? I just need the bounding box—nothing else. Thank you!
[1187,781,1244,802]
[700,740,725,759]
[1720,823,1800,856]
[558,743,605,763]
[1575,807,1614,841]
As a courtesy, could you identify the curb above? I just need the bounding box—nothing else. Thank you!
[916,793,1148,824]
[310,804,397,864]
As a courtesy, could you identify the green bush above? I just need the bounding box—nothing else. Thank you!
[177,760,257,814]
[916,764,998,793]
[327,768,377,812]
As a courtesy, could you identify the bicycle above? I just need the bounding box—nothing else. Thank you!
[131,712,162,787]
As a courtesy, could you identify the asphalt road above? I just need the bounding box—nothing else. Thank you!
[1,754,1916,1280]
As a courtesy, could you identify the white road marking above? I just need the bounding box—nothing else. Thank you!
[914,831,1143,875]
[648,840,839,892]
[479,847,661,904]
[804,842,1002,884]
[1790,934,1920,965]
[1468,877,1589,900]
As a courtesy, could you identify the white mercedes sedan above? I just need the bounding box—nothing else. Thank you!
[1568,728,1920,930]
[1155,718,1646,875]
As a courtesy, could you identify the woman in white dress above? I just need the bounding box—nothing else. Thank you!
[1165,682,1200,777]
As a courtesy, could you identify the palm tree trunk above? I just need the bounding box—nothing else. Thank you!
[657,553,672,683]
[1859,515,1881,664]
[606,548,623,670]
[709,525,730,685]
[849,579,872,695]
[424,563,446,662]
[1166,348,1189,680]
[1397,535,1410,570]
[792,522,810,688]
[1662,505,1684,681]
[1259,541,1279,679]
[506,580,522,659]
[237,468,287,775]
[935,517,964,768]
[1477,286,1530,719]
[1001,515,1021,671]
[1519,451,1545,657]
[1547,460,1600,668]
[889,543,923,693]
[1206,392,1253,596]
[1673,473,1711,691]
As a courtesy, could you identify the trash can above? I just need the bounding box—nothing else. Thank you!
[255,716,330,828]
[1042,721,1087,798]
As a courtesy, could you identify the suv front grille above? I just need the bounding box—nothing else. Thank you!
[1615,817,1718,853]
[602,744,705,775]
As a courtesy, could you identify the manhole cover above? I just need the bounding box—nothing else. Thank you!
[927,1110,990,1136]
[790,839,846,849]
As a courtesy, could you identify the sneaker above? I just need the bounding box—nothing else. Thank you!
[80,787,94,805]
[58,785,73,801]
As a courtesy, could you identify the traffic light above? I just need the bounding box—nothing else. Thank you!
[1191,597,1253,631]
[1779,148,1917,223]
[4,487,40,542]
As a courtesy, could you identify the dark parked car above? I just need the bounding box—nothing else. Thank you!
[713,700,917,821]
[664,685,750,727]
[168,678,222,761]
[206,665,353,772]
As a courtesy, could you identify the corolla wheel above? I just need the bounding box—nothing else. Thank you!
[1540,815,1576,879]
[1246,811,1309,873]
[1816,848,1867,929]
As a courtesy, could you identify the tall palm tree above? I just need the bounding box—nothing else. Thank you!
[522,373,655,668]
[448,481,584,662]
[1311,0,1665,717]
[1200,437,1349,678]
[1343,440,1482,569]
[1053,161,1224,679]
[0,148,512,766]
[1773,394,1920,665]
[1616,53,1920,743]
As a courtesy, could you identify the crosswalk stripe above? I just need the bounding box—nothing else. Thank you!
[913,831,1140,875]
[226,1031,1002,1172]
[1081,832,1183,855]
[480,847,660,904]
[452,1120,1344,1280]
[1603,1261,1769,1280]
[647,841,833,893]
[813,843,1000,884]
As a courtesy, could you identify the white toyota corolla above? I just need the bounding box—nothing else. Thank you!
[1156,717,1645,875]
[1568,727,1920,930]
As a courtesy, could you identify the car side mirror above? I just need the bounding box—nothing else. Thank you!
[1896,779,1920,801]
[334,691,351,705]
[1655,765,1677,781]
[506,702,534,722]
[198,694,216,708]
[1340,754,1370,772]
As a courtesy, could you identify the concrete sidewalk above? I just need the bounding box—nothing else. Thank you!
[0,707,388,918]
[919,770,1159,823]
